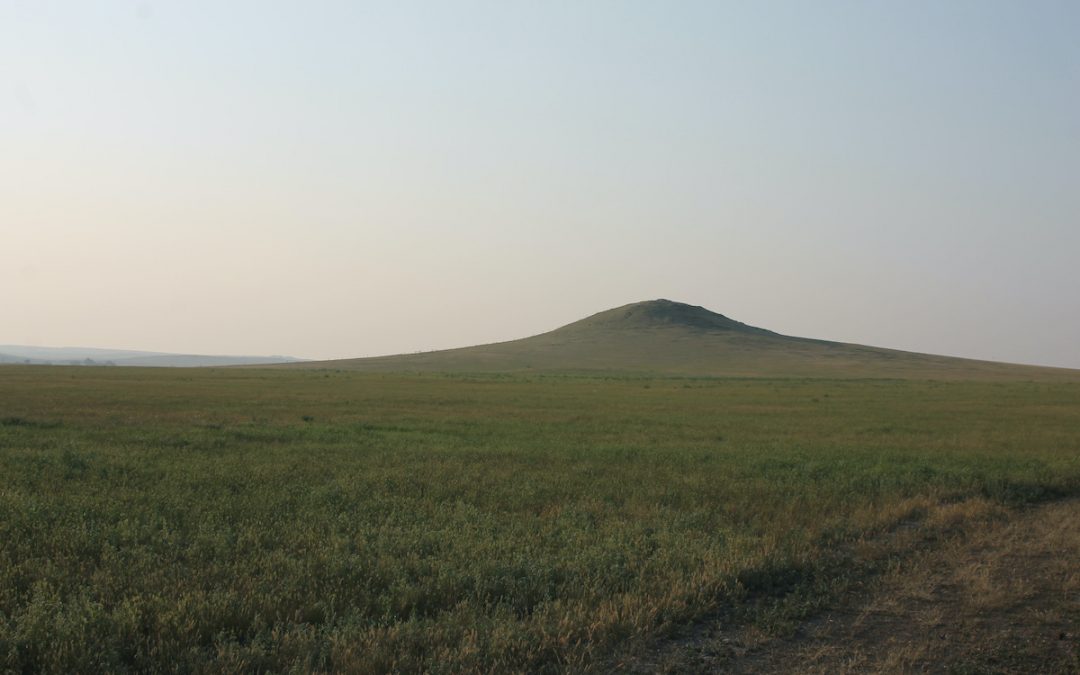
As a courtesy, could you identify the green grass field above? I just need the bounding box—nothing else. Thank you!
[2,365,1079,672]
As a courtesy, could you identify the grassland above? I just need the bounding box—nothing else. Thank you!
[1,365,1079,672]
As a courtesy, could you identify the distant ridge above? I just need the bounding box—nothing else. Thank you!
[281,299,1077,380]
[0,345,305,368]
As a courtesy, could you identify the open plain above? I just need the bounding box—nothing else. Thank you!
[2,349,1078,671]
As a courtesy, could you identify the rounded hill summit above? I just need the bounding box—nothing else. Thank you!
[554,300,777,335]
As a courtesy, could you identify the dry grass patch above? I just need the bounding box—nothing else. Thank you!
[717,498,1080,674]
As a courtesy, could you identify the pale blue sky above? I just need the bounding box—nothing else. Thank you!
[3,1,1079,366]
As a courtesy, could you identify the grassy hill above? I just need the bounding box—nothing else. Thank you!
[289,299,1077,379]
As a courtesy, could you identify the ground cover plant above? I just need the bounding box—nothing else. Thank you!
[1,366,1078,672]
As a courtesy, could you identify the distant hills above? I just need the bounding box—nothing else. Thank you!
[0,345,305,368]
[283,299,1078,380]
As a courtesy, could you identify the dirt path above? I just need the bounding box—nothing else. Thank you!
[632,499,1080,674]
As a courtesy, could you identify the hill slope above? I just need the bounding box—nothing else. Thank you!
[288,299,1077,379]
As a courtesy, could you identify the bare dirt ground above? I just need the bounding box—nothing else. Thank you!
[630,498,1080,674]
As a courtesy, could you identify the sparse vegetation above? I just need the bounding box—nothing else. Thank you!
[1,365,1079,672]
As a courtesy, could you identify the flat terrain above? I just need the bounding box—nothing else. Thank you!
[1,366,1078,672]
[0,345,304,368]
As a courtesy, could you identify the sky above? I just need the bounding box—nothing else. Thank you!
[2,1,1079,367]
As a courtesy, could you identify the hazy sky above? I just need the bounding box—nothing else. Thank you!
[3,1,1079,367]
